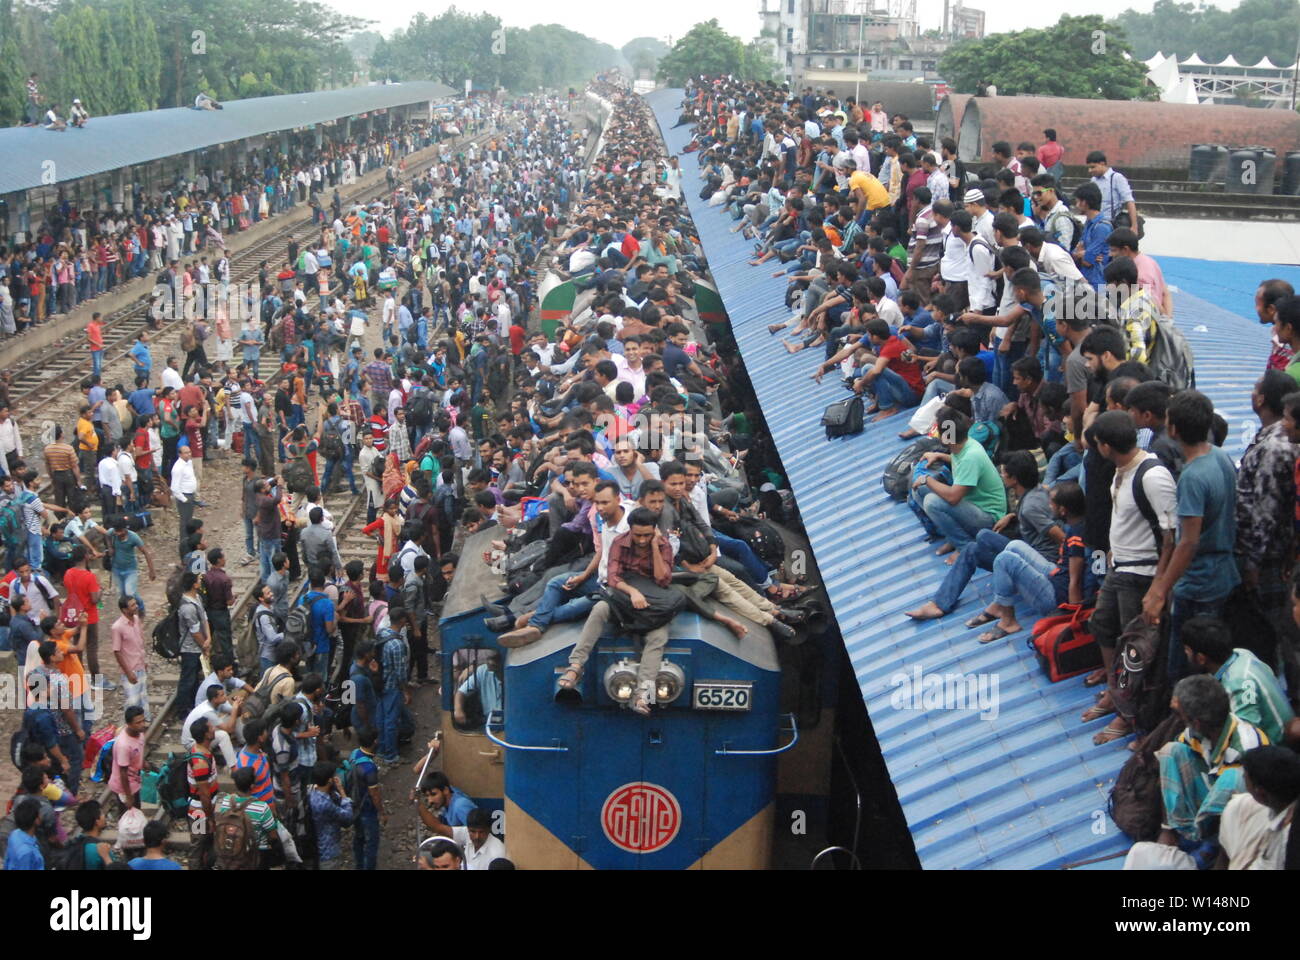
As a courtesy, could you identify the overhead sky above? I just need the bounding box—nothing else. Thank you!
[332,0,1247,51]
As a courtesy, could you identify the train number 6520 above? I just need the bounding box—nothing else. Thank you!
[692,683,752,711]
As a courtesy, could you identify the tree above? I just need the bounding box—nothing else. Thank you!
[740,40,780,83]
[0,0,26,126]
[656,20,745,87]
[1115,0,1300,66]
[939,14,1157,100]
[622,36,668,79]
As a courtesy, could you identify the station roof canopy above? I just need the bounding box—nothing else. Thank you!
[0,81,458,196]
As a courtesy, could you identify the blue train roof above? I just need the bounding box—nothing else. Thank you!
[644,87,1276,869]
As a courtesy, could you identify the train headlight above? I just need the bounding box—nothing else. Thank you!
[655,661,685,704]
[603,660,639,704]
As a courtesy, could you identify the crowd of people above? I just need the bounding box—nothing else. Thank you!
[0,107,482,334]
[2,91,592,870]
[679,75,1300,870]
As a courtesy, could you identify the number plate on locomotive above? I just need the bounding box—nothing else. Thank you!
[692,682,753,711]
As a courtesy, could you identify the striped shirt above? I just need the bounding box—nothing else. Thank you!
[44,441,77,473]
[1216,649,1295,746]
[377,627,409,692]
[213,794,283,850]
[234,747,274,803]
[364,361,392,395]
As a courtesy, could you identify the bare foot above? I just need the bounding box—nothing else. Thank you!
[767,323,786,334]
[784,341,803,354]
[871,407,899,422]
[944,553,959,565]
[935,542,955,557]
[898,429,920,440]
[720,617,748,639]
[905,601,946,621]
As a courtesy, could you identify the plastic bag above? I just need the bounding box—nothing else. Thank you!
[116,807,148,851]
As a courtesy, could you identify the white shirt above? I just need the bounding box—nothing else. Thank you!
[1035,242,1085,283]
[193,670,247,709]
[97,456,123,496]
[1107,452,1178,577]
[162,366,184,391]
[170,457,198,501]
[1219,793,1294,870]
[180,701,224,750]
[0,417,23,457]
[117,451,138,483]
[965,236,997,311]
[450,825,508,871]
[595,505,633,586]
[939,224,969,282]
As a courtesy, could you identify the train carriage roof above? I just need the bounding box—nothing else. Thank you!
[644,85,1283,870]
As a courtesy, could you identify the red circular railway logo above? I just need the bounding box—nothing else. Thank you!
[601,782,681,854]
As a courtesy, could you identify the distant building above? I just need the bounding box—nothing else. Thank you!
[757,0,984,90]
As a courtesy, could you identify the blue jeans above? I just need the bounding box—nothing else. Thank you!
[91,350,103,377]
[919,378,953,406]
[258,534,280,583]
[59,733,83,797]
[243,517,255,557]
[26,531,44,572]
[714,532,771,586]
[321,451,358,493]
[111,567,144,616]
[922,493,997,549]
[242,425,261,463]
[531,573,602,631]
[991,540,1058,616]
[378,685,402,760]
[870,367,921,411]
[1044,444,1083,486]
[993,342,1026,399]
[934,529,1010,613]
[353,808,380,871]
[1038,340,1063,383]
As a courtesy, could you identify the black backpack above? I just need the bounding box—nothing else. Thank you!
[153,610,183,660]
[48,833,97,871]
[821,396,864,440]
[1108,711,1183,842]
[881,438,945,501]
[409,391,434,427]
[319,420,344,461]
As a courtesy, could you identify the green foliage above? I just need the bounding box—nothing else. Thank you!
[623,36,669,79]
[1115,0,1300,66]
[939,14,1157,100]
[740,40,780,83]
[372,12,620,93]
[656,19,745,87]
[0,0,29,125]
[0,0,363,120]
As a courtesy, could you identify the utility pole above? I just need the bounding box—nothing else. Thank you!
[855,10,865,104]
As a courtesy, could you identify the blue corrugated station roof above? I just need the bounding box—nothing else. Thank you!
[645,87,1274,869]
[0,82,458,195]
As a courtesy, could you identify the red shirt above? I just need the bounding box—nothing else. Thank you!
[508,324,526,356]
[1037,141,1065,169]
[87,321,104,351]
[133,427,152,471]
[877,336,925,395]
[620,233,640,262]
[377,225,390,245]
[62,566,101,625]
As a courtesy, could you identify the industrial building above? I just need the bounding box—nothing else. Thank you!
[757,0,984,90]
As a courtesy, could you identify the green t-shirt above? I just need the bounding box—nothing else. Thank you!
[1286,357,1300,388]
[951,441,1007,519]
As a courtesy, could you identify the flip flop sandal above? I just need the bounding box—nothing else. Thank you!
[1093,721,1131,745]
[964,611,999,629]
[1080,702,1115,723]
[977,625,1015,644]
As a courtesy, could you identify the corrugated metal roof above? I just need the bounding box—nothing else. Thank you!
[645,87,1272,869]
[0,82,458,195]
